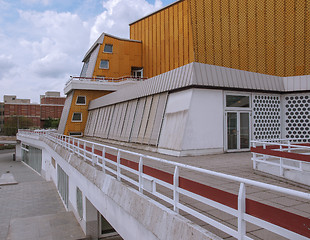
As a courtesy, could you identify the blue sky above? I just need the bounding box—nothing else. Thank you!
[0,0,175,102]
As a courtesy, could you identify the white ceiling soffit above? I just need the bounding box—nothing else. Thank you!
[89,62,310,110]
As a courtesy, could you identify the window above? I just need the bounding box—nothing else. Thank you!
[226,95,250,108]
[76,187,83,219]
[99,60,109,69]
[57,165,69,208]
[103,44,113,53]
[76,96,86,105]
[69,132,83,136]
[72,113,82,122]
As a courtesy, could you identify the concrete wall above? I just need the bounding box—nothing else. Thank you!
[17,134,219,240]
[159,88,224,156]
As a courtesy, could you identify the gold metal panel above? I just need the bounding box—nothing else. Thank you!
[295,0,305,75]
[238,0,248,71]
[285,0,295,76]
[265,0,275,75]
[212,0,222,66]
[256,0,266,73]
[229,0,238,69]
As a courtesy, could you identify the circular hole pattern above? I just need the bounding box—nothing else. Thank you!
[253,95,281,140]
[284,94,310,142]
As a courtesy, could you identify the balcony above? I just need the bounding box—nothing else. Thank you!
[64,76,147,94]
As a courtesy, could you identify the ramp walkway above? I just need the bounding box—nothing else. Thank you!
[0,149,86,240]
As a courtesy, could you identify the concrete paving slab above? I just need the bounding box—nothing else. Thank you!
[0,173,18,186]
[0,150,85,240]
[6,212,86,240]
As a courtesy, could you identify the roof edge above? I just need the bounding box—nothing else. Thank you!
[129,0,183,26]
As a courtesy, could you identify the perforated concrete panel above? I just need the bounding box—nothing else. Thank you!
[284,94,310,142]
[252,94,281,140]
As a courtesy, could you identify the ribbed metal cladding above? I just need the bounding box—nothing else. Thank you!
[88,62,310,112]
[85,92,168,146]
[58,92,73,134]
[89,63,310,110]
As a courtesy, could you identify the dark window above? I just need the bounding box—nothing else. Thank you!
[99,60,109,69]
[72,113,82,122]
[226,95,250,108]
[76,96,86,105]
[103,44,113,53]
[69,132,83,136]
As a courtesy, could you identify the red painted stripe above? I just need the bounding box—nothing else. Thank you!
[179,177,238,209]
[246,199,310,238]
[120,158,139,171]
[143,166,173,184]
[251,147,310,162]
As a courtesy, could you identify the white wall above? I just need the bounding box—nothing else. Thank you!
[158,88,224,156]
[182,89,224,154]
[158,89,192,151]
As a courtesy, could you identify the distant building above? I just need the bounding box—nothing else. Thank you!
[2,92,65,134]
[0,103,4,133]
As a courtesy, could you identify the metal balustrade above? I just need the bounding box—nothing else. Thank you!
[65,76,147,86]
[251,139,310,176]
[18,130,310,240]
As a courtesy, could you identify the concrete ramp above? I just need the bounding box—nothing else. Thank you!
[0,173,18,186]
[7,212,87,240]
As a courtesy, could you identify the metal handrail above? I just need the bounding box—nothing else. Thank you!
[66,76,147,86]
[18,129,310,240]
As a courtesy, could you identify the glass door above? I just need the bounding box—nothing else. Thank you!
[226,112,250,151]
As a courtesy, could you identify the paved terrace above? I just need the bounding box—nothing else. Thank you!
[84,137,310,240]
[0,149,86,240]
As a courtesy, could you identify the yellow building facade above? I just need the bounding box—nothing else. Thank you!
[93,35,142,78]
[130,0,310,77]
[130,0,195,78]
[63,90,112,136]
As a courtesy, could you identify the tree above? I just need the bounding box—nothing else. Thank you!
[43,117,60,129]
[3,116,34,136]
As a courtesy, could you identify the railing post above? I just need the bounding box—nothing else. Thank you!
[279,145,283,176]
[288,140,291,153]
[77,139,80,155]
[252,153,257,169]
[139,156,143,192]
[117,150,121,181]
[83,142,86,161]
[72,138,75,152]
[91,144,95,166]
[173,166,179,213]
[238,183,246,240]
[102,146,106,174]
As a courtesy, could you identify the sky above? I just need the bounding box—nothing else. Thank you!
[0,0,175,103]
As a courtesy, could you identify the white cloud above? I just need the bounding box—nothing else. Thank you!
[0,0,164,102]
[90,0,163,42]
[0,10,89,102]
[21,0,50,6]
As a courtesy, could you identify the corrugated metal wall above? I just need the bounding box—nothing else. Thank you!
[58,92,73,134]
[189,0,310,77]
[130,0,195,78]
[85,92,168,146]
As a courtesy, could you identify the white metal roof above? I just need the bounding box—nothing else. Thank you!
[88,62,310,110]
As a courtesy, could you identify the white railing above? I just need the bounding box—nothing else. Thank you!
[251,139,310,176]
[65,76,147,86]
[18,130,310,240]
